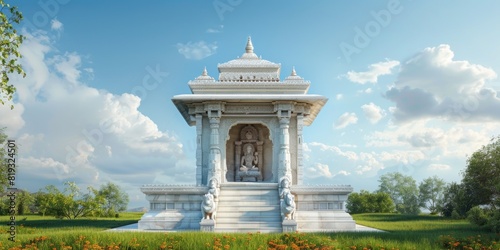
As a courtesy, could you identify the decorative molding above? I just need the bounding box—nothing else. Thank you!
[225,104,275,114]
[291,185,354,194]
[141,185,208,195]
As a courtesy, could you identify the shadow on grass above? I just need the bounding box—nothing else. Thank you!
[354,213,445,222]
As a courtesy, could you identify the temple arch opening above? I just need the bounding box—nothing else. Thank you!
[225,123,273,182]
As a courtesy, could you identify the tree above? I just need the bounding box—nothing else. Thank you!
[15,189,33,215]
[36,182,103,219]
[346,190,394,214]
[0,128,8,193]
[97,182,129,216]
[462,136,500,208]
[419,175,446,214]
[1,0,25,108]
[440,182,472,218]
[378,172,420,214]
[34,185,62,217]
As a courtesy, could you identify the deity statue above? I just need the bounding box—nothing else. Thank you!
[240,144,258,171]
[207,178,219,201]
[279,178,291,200]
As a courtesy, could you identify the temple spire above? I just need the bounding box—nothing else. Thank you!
[245,36,254,53]
[291,66,297,76]
[202,66,208,76]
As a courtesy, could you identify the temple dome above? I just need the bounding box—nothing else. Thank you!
[217,37,281,82]
[193,67,215,82]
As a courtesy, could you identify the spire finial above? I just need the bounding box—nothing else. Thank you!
[245,36,254,53]
[202,66,208,76]
[291,66,297,76]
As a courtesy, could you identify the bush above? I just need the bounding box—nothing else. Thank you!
[451,210,461,220]
[485,210,500,233]
[467,206,488,226]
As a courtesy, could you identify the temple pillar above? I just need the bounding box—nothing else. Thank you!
[297,114,304,185]
[278,116,292,182]
[256,141,263,170]
[234,141,242,182]
[275,101,294,183]
[195,114,203,185]
[208,116,221,183]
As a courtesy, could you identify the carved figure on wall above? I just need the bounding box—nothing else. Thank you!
[240,144,259,171]
[208,178,219,201]
[234,125,263,182]
[279,177,291,200]
[281,192,296,220]
[201,193,217,220]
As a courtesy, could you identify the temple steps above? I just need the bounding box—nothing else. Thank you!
[215,182,282,233]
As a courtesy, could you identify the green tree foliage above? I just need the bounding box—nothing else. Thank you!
[35,182,103,219]
[1,0,25,108]
[467,206,488,227]
[419,175,446,214]
[440,182,472,218]
[0,128,8,193]
[378,172,420,214]
[34,182,128,218]
[462,136,500,208]
[97,182,129,216]
[460,136,500,232]
[0,189,33,215]
[346,190,394,214]
[15,189,33,215]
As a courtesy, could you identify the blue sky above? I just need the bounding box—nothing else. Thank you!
[2,0,500,209]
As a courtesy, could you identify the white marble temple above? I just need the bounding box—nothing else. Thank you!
[138,38,356,232]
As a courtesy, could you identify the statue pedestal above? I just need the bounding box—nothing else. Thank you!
[282,220,297,232]
[200,219,215,232]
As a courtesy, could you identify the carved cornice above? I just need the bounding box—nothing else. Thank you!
[291,185,353,195]
[225,104,275,114]
[141,184,208,195]
[189,82,310,95]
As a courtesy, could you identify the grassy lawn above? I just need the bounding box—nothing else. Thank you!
[0,213,499,249]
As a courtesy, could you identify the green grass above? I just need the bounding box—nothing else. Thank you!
[0,213,499,249]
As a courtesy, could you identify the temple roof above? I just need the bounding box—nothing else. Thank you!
[217,37,281,69]
[188,38,311,94]
[174,37,328,126]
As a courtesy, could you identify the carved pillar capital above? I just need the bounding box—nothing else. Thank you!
[279,117,290,126]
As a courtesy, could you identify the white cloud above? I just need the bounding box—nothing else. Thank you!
[0,103,25,135]
[365,119,494,159]
[51,19,63,31]
[339,143,357,148]
[315,163,332,177]
[305,163,351,179]
[336,170,351,176]
[51,52,81,85]
[346,60,400,84]
[428,163,451,170]
[0,30,189,206]
[308,142,358,160]
[206,25,224,33]
[336,94,343,100]
[361,102,385,124]
[334,112,358,129]
[385,44,500,122]
[176,41,217,60]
